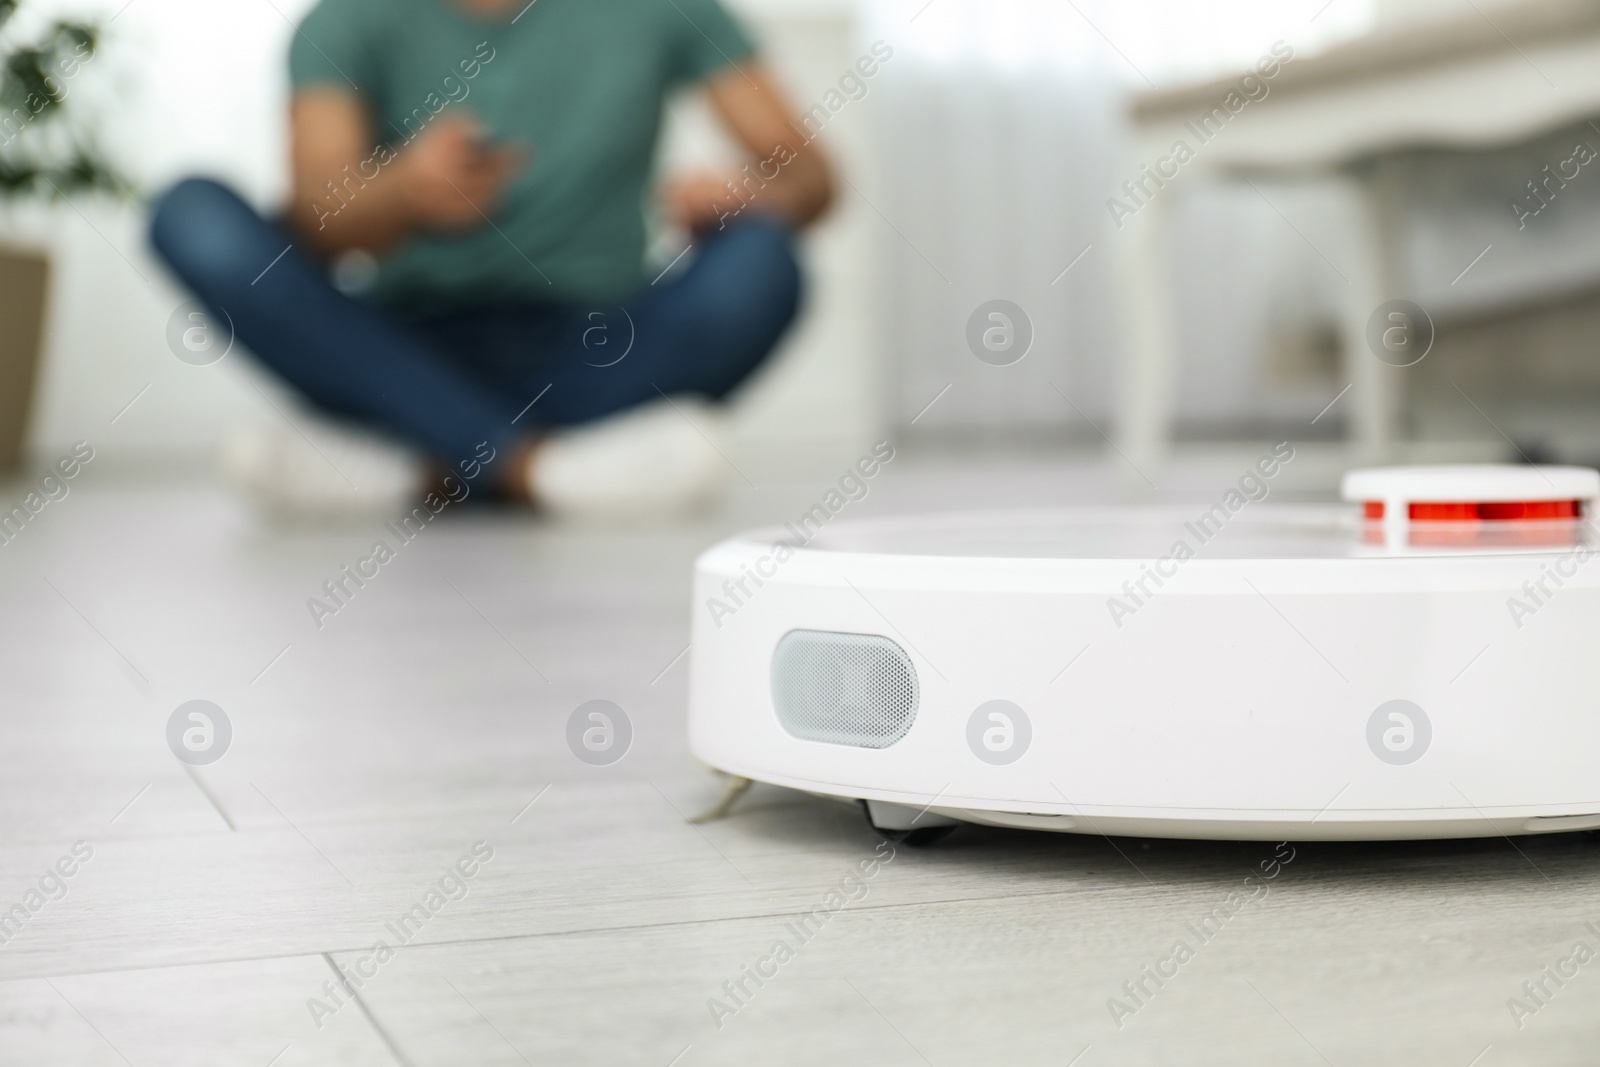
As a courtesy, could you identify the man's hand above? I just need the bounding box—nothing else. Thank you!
[661,171,746,233]
[395,116,523,231]
[287,89,524,256]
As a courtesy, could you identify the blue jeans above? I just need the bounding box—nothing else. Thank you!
[148,178,802,466]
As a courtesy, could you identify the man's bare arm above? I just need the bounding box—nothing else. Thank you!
[663,63,835,231]
[288,88,520,256]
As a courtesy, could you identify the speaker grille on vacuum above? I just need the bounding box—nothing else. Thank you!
[771,630,919,748]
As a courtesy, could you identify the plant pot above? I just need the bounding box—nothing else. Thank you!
[0,244,48,473]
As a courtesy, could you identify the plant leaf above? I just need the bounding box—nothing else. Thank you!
[0,4,129,201]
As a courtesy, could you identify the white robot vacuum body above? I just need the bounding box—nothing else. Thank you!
[688,465,1600,843]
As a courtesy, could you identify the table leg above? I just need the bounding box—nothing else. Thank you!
[1113,190,1174,489]
[1340,175,1402,461]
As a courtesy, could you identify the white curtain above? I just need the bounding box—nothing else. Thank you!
[863,0,1374,436]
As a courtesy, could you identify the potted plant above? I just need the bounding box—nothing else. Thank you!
[0,0,123,471]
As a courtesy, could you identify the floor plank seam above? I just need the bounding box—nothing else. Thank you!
[321,952,417,1067]
[1,883,1138,982]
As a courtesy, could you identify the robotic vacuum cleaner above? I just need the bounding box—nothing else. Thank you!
[688,464,1600,843]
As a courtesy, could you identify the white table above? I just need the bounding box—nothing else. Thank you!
[1116,0,1600,474]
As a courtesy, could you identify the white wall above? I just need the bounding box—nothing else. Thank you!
[23,0,313,462]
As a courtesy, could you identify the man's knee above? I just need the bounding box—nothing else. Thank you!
[149,177,272,288]
[721,215,800,290]
[703,215,802,331]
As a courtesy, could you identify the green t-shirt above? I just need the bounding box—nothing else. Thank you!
[289,0,754,309]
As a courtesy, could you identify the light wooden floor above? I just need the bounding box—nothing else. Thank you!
[3,448,1598,1066]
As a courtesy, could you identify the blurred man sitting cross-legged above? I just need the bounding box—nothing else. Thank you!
[150,0,832,520]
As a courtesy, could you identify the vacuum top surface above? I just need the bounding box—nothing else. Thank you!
[1341,463,1599,502]
[757,505,1596,561]
[728,466,1600,562]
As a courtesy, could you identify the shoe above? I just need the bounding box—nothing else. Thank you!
[220,412,424,521]
[531,396,732,523]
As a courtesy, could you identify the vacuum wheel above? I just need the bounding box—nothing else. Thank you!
[859,800,957,846]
